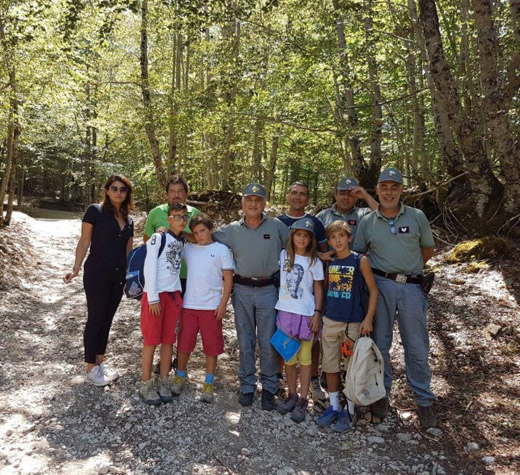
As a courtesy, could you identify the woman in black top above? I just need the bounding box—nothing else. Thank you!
[64,175,134,386]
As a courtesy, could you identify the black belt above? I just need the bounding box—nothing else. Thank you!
[233,274,275,287]
[372,268,422,284]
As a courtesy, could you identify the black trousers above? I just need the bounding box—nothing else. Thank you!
[83,261,124,364]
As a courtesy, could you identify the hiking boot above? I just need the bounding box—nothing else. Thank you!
[371,397,389,419]
[417,405,437,429]
[310,377,327,409]
[261,390,277,411]
[170,374,186,396]
[316,406,340,427]
[86,365,110,387]
[333,409,352,432]
[158,376,173,403]
[139,379,162,406]
[277,393,299,415]
[290,398,308,423]
[200,383,214,403]
[98,362,119,382]
[238,392,254,407]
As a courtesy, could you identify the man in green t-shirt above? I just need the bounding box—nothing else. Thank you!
[144,174,199,294]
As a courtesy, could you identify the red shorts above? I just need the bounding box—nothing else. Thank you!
[177,308,224,356]
[140,291,182,345]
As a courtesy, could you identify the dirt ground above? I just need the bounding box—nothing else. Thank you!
[0,208,518,475]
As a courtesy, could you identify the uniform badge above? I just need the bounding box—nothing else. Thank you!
[264,234,271,239]
[348,219,357,226]
[398,226,410,233]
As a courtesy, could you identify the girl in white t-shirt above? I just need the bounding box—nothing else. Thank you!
[275,217,324,422]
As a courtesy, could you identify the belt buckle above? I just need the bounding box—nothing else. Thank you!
[395,274,407,284]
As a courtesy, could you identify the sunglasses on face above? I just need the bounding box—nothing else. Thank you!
[170,215,189,221]
[388,219,396,234]
[109,185,128,193]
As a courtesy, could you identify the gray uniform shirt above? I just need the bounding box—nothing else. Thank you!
[352,204,434,275]
[213,213,289,278]
[316,205,371,242]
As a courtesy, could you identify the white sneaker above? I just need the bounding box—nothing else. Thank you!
[99,362,119,382]
[86,365,110,387]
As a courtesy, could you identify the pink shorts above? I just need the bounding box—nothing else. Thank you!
[140,291,182,346]
[177,308,224,356]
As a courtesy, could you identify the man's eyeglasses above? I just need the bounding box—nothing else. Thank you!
[388,219,396,234]
[109,185,128,193]
[170,215,189,221]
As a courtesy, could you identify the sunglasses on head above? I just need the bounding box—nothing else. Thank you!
[109,185,128,193]
[170,214,189,221]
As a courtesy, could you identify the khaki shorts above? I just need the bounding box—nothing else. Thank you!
[321,317,360,373]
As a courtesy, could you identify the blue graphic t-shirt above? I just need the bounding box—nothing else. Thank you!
[325,252,365,323]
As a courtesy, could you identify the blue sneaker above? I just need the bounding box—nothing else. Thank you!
[316,406,340,427]
[333,409,352,432]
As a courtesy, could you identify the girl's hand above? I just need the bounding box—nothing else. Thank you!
[215,303,227,321]
[359,318,373,336]
[310,312,321,333]
[318,250,335,262]
[149,303,161,316]
[63,267,79,284]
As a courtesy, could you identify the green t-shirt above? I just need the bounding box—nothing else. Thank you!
[144,203,199,279]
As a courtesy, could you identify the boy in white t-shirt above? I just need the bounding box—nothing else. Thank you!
[171,213,234,402]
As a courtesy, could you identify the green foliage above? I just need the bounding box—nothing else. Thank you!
[0,0,518,212]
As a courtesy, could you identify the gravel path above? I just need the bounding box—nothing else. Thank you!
[0,212,485,474]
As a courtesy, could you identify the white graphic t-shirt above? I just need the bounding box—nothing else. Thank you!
[275,250,324,316]
[182,242,234,310]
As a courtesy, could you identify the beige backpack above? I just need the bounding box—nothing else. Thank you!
[343,336,386,406]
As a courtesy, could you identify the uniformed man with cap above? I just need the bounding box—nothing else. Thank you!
[213,183,289,410]
[353,168,437,428]
[317,177,378,243]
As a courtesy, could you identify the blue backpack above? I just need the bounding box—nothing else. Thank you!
[125,233,167,300]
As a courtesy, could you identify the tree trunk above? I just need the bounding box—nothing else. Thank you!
[167,32,180,172]
[334,11,364,179]
[265,131,280,201]
[408,0,465,179]
[419,0,501,224]
[364,0,383,189]
[473,0,520,214]
[251,119,264,183]
[140,0,166,189]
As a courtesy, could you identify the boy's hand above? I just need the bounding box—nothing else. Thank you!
[215,303,227,321]
[149,302,161,316]
[359,318,373,336]
[318,250,335,262]
[310,312,321,333]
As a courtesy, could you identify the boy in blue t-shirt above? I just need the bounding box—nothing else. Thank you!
[316,220,379,432]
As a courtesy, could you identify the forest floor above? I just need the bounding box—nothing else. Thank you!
[0,208,518,475]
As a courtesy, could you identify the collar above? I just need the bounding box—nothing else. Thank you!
[168,230,185,242]
[375,202,405,221]
[331,204,356,216]
[285,212,308,219]
[240,211,267,228]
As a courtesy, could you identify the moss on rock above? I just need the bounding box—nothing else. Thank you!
[446,237,510,263]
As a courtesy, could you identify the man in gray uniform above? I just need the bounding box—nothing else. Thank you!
[353,168,436,428]
[317,177,378,243]
[213,183,289,410]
